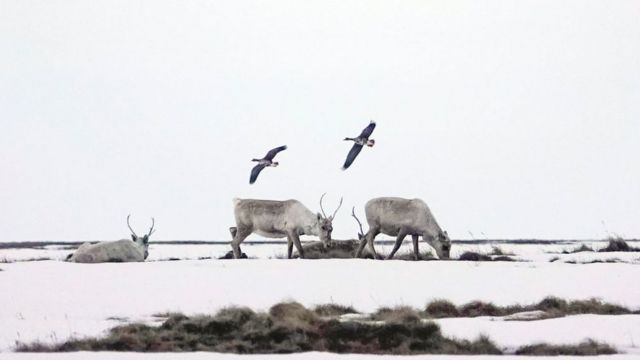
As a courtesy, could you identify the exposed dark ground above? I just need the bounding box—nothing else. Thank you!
[16,302,619,355]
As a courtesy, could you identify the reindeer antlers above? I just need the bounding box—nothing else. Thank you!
[127,214,138,237]
[320,193,328,218]
[332,197,343,219]
[320,193,343,219]
[148,217,156,236]
[127,214,156,237]
[351,207,365,237]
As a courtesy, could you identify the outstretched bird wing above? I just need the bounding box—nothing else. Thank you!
[359,121,376,139]
[264,145,287,161]
[342,144,363,170]
[249,163,267,184]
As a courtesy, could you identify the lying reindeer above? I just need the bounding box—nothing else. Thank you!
[353,197,451,260]
[67,215,154,263]
[229,194,343,259]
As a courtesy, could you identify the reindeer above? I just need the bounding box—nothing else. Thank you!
[229,194,343,259]
[353,197,451,260]
[66,215,155,263]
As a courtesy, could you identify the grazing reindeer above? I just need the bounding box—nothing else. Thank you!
[354,197,451,260]
[229,194,343,259]
[67,215,155,263]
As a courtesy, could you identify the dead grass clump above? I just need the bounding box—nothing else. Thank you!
[281,240,359,259]
[424,297,634,319]
[320,319,501,355]
[515,339,616,356]
[313,304,358,317]
[218,251,248,259]
[269,302,320,332]
[567,299,630,315]
[459,301,506,317]
[305,240,358,259]
[458,252,491,261]
[424,300,459,318]
[457,252,516,262]
[563,244,594,254]
[489,246,514,256]
[17,302,504,355]
[371,306,422,324]
[599,238,638,252]
[215,306,257,324]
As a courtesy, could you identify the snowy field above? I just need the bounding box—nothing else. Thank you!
[1,240,640,357]
[3,239,640,264]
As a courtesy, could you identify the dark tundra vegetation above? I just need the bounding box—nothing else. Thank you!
[564,238,640,254]
[423,297,637,319]
[287,240,518,261]
[18,301,624,355]
[17,303,502,354]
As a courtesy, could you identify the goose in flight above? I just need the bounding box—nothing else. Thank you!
[342,121,376,170]
[249,145,287,184]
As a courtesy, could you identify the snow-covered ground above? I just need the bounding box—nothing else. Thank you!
[2,239,639,263]
[1,250,640,355]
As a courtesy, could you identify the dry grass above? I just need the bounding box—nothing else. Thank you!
[600,238,638,252]
[313,304,358,317]
[17,303,502,355]
[515,339,616,356]
[294,241,519,262]
[423,296,636,319]
[457,252,516,262]
[370,306,422,323]
[563,244,595,254]
[16,300,625,355]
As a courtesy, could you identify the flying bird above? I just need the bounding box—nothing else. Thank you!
[342,121,376,170]
[249,145,287,184]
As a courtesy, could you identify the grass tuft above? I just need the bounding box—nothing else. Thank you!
[516,339,616,356]
[371,306,422,323]
[563,244,594,254]
[313,304,358,317]
[600,238,638,252]
[17,302,502,355]
[424,300,460,318]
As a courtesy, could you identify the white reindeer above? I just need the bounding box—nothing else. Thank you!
[229,194,343,259]
[67,215,155,263]
[354,197,451,260]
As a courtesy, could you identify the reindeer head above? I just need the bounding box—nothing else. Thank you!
[127,215,155,259]
[430,230,451,259]
[317,193,343,247]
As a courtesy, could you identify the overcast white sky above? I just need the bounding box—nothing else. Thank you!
[1,0,638,242]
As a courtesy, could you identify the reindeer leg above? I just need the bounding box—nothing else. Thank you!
[231,227,251,259]
[355,235,367,258]
[386,229,408,260]
[412,235,420,260]
[287,236,294,259]
[366,227,380,260]
[290,231,305,259]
